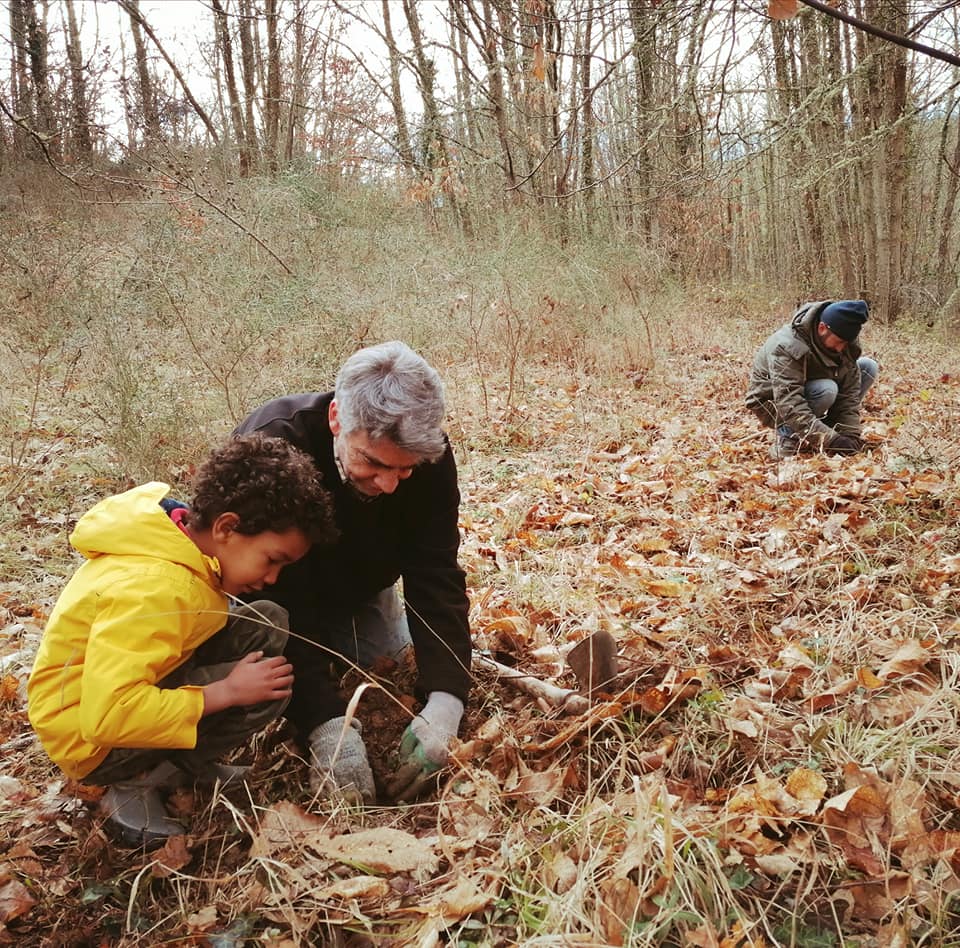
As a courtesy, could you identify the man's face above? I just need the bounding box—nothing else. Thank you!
[216,525,311,597]
[329,400,420,497]
[817,321,849,354]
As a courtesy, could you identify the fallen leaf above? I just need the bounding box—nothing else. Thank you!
[152,835,192,877]
[186,905,219,932]
[0,876,36,923]
[417,877,492,921]
[754,852,800,875]
[856,667,885,689]
[876,640,931,680]
[310,827,439,878]
[316,875,391,901]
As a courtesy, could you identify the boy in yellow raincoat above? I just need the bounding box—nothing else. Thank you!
[28,434,336,847]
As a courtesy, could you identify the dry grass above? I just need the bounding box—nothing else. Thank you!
[3,173,960,946]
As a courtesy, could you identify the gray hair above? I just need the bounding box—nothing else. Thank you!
[334,341,447,461]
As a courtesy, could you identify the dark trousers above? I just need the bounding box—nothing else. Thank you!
[86,601,290,786]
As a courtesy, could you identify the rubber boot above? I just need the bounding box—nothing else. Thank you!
[99,765,186,849]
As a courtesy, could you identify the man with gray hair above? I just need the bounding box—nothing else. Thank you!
[234,341,471,803]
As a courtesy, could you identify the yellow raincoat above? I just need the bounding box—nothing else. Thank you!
[27,482,229,780]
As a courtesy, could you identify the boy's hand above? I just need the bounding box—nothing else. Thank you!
[203,652,294,715]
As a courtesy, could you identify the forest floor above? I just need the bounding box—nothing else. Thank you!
[2,315,960,947]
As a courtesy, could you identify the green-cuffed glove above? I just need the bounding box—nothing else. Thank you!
[386,691,463,802]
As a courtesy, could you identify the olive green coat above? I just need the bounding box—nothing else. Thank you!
[745,301,863,449]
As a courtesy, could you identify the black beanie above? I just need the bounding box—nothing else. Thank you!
[820,300,868,342]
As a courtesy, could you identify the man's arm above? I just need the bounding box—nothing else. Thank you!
[388,446,471,799]
[398,443,472,705]
[828,361,864,439]
[768,347,836,449]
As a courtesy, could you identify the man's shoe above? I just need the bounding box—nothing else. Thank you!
[100,784,185,849]
[770,431,799,459]
[308,717,376,805]
[770,440,796,459]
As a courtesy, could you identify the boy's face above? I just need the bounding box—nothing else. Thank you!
[215,525,311,597]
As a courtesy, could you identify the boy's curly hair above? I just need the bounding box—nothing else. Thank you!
[189,434,336,544]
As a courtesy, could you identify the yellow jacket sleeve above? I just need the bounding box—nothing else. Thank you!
[77,574,208,750]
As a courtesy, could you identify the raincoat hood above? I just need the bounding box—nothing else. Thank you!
[71,481,221,584]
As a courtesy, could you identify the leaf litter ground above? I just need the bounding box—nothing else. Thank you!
[3,334,960,946]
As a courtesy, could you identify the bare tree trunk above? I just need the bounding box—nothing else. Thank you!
[238,0,260,169]
[579,0,595,208]
[402,0,442,170]
[628,0,655,236]
[402,0,471,234]
[476,0,517,198]
[857,0,908,323]
[64,0,93,158]
[252,4,267,123]
[125,0,161,141]
[936,102,960,305]
[283,0,305,164]
[544,1,563,213]
[23,0,59,159]
[381,0,417,173]
[117,29,136,152]
[449,0,476,156]
[877,2,908,324]
[494,0,526,181]
[264,0,280,172]
[9,0,36,157]
[797,12,825,288]
[212,0,251,175]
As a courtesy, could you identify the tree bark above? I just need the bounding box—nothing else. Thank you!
[264,0,280,172]
[64,0,93,158]
[23,0,59,159]
[935,100,960,305]
[9,0,36,156]
[404,0,471,233]
[579,0,595,205]
[125,0,161,141]
[471,0,517,197]
[628,0,656,236]
[857,0,908,323]
[238,0,261,168]
[212,0,251,174]
[283,0,306,164]
[381,0,417,173]
[449,0,477,156]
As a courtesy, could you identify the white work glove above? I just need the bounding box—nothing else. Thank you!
[308,717,376,805]
[386,691,463,802]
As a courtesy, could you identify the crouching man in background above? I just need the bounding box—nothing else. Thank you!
[746,299,879,459]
